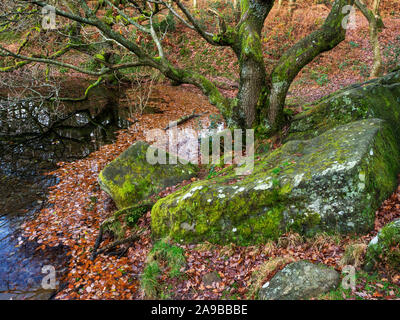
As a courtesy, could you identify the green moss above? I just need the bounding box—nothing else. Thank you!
[240,29,263,62]
[195,74,232,119]
[140,238,186,298]
[152,119,400,245]
[234,206,284,244]
[151,162,291,245]
[101,202,152,239]
[288,211,322,237]
[288,70,400,142]
[99,170,154,209]
[125,205,148,227]
[212,26,236,45]
[365,219,400,271]
[356,125,400,230]
[98,141,198,209]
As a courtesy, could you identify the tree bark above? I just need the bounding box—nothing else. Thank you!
[263,0,354,132]
[288,0,296,16]
[355,0,384,78]
[370,0,382,78]
[233,0,274,128]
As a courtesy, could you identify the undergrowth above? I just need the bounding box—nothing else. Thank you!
[141,238,186,299]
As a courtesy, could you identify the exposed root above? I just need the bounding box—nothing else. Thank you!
[90,202,154,260]
[93,231,142,260]
[163,111,208,131]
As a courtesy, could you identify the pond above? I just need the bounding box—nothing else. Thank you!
[0,88,132,300]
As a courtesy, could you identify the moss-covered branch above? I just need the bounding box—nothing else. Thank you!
[266,0,355,130]
[233,0,274,128]
[0,44,110,75]
[355,0,384,28]
[0,42,72,72]
[158,61,233,122]
[56,76,105,102]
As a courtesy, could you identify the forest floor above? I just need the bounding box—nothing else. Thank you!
[18,3,400,299]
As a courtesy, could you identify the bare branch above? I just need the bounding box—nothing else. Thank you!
[104,0,151,34]
[0,44,109,75]
[172,0,218,45]
[156,0,197,31]
[148,3,165,59]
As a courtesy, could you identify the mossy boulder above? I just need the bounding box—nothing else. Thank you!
[98,141,198,209]
[365,219,400,271]
[259,260,340,300]
[288,70,400,142]
[151,119,400,244]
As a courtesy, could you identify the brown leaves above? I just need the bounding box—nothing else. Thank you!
[19,5,400,299]
[375,184,400,232]
[21,83,219,300]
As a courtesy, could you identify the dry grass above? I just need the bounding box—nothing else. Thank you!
[339,243,367,269]
[193,241,215,252]
[262,241,277,256]
[277,232,304,248]
[247,256,295,299]
[220,243,238,257]
[310,232,341,251]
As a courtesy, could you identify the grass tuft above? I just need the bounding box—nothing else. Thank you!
[141,238,186,299]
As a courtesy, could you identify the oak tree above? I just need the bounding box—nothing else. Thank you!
[0,0,355,133]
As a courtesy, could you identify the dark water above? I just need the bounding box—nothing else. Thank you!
[0,90,132,299]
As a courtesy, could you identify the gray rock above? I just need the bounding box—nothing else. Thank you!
[98,141,198,209]
[202,271,221,286]
[151,119,400,244]
[259,260,340,300]
[288,70,400,142]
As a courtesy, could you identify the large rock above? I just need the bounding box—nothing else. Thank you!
[151,119,400,244]
[365,219,400,271]
[259,260,340,300]
[98,141,198,209]
[288,70,400,142]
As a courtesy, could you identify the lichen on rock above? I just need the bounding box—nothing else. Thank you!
[151,119,400,244]
[258,260,340,300]
[288,70,400,142]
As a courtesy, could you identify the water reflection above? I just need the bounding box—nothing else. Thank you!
[0,93,131,300]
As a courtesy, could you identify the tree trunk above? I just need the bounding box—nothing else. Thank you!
[371,0,383,77]
[262,0,354,132]
[231,0,352,132]
[288,0,296,16]
[355,0,383,78]
[233,0,274,128]
[370,25,382,78]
